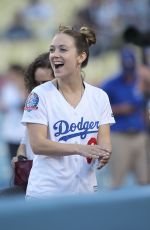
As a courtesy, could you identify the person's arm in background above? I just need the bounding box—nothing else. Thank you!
[12,133,27,165]
[97,124,112,169]
[16,144,26,157]
[101,81,141,116]
[111,90,145,115]
[111,103,136,115]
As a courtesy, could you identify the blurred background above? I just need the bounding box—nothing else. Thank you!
[0,0,150,192]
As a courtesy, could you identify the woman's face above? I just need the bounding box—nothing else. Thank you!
[49,33,82,79]
[35,67,54,85]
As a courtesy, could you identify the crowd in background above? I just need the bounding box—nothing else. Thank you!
[0,0,149,54]
[1,0,55,41]
[0,0,150,192]
[74,0,149,55]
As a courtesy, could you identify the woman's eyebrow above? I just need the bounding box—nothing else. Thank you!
[50,44,68,48]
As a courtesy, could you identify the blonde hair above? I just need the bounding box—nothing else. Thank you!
[57,25,96,68]
[80,26,96,46]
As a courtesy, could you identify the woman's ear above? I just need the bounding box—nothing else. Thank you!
[77,52,87,64]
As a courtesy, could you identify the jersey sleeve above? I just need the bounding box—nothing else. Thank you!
[99,91,115,125]
[21,88,48,126]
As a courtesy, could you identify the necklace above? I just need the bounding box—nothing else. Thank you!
[57,81,85,107]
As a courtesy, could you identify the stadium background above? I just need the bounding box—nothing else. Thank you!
[0,0,122,85]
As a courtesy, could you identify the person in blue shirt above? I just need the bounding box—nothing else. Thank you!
[101,46,148,188]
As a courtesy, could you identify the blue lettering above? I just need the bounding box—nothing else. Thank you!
[53,117,100,141]
[59,130,98,142]
[53,120,69,137]
[95,121,99,129]
[89,121,95,129]
[70,123,76,132]
[77,117,84,130]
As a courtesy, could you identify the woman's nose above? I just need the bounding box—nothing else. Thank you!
[51,49,60,57]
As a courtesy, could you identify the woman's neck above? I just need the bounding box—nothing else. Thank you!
[56,76,84,93]
[56,78,85,108]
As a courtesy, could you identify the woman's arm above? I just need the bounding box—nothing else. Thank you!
[16,144,26,157]
[27,123,105,160]
[11,144,26,166]
[97,124,112,169]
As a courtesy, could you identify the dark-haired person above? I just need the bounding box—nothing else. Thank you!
[22,25,115,199]
[13,52,54,163]
[0,53,54,198]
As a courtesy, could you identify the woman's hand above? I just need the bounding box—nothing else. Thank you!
[77,144,108,160]
[11,155,27,167]
[97,148,112,169]
[77,144,111,169]
[11,156,18,167]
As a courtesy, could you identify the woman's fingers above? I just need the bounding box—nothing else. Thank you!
[97,153,111,169]
[88,146,111,160]
[79,145,112,163]
[11,156,18,167]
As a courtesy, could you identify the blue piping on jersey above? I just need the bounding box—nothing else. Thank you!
[58,130,98,142]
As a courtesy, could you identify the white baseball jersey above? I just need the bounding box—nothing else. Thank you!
[21,81,115,198]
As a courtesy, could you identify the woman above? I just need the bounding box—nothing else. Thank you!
[22,25,115,198]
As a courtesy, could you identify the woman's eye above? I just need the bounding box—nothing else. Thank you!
[60,48,67,52]
[49,47,54,53]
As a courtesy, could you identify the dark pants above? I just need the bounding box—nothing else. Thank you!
[8,143,20,159]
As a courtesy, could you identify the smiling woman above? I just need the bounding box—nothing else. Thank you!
[21,25,115,199]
